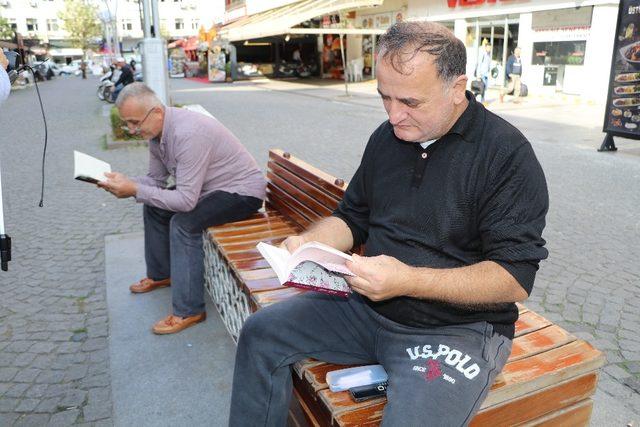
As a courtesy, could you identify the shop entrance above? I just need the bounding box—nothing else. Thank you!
[469,16,519,87]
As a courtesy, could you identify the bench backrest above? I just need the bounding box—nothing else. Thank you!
[266,149,347,229]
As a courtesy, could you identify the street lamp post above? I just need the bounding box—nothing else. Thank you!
[140,0,169,104]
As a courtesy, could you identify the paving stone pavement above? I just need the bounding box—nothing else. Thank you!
[0,77,147,426]
[0,76,638,425]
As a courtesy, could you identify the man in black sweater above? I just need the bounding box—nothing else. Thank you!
[230,21,548,426]
[112,57,134,102]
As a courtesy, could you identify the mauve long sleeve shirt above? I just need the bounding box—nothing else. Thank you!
[133,107,266,212]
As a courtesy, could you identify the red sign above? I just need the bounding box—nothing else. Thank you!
[447,0,512,7]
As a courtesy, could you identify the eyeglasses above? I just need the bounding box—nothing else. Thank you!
[121,107,155,134]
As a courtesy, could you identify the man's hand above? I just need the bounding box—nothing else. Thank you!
[346,254,415,301]
[279,235,307,254]
[98,172,137,198]
[0,50,8,70]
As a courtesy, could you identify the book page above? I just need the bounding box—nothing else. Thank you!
[74,151,111,184]
[256,242,291,284]
[288,241,354,276]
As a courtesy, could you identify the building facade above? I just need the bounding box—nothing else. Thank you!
[217,0,618,101]
[0,0,222,61]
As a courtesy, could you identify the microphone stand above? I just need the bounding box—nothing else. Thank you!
[0,159,11,271]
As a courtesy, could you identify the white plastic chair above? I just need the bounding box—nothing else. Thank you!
[350,58,364,82]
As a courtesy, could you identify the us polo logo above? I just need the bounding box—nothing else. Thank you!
[425,360,441,381]
[406,343,481,380]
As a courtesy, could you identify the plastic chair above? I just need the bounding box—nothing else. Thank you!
[350,58,364,82]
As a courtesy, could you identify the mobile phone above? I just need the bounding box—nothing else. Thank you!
[349,381,388,402]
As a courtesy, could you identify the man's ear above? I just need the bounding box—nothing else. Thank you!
[451,75,468,105]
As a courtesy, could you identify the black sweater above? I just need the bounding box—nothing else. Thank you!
[333,92,549,339]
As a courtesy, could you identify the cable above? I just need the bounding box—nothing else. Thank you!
[18,65,48,207]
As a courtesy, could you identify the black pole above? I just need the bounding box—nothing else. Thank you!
[598,133,617,152]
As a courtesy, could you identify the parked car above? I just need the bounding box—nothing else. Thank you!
[59,59,103,76]
[59,59,81,75]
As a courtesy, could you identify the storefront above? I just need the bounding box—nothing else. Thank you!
[218,0,387,80]
[408,0,618,101]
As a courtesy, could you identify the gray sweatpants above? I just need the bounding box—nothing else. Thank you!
[230,292,512,427]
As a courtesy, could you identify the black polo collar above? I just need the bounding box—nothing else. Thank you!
[445,90,485,143]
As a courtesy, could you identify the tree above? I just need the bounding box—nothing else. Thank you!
[0,14,13,40]
[58,0,102,58]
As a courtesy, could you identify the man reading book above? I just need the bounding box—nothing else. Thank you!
[230,22,549,425]
[99,83,266,334]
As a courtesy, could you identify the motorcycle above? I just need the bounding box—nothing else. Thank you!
[97,66,115,101]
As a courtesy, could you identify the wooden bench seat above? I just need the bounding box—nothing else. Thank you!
[203,149,604,426]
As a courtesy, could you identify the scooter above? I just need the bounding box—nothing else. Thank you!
[97,66,115,101]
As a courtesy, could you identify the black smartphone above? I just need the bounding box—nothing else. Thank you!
[349,381,388,402]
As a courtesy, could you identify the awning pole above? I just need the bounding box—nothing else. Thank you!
[372,35,376,79]
[339,33,349,96]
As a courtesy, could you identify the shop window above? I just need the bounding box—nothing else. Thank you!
[532,40,586,66]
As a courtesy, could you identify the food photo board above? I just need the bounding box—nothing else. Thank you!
[604,0,640,138]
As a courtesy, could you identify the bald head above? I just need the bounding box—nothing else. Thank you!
[115,82,164,110]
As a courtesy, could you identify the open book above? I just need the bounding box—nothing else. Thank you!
[256,241,354,297]
[74,151,111,184]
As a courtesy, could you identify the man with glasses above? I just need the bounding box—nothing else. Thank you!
[99,83,266,334]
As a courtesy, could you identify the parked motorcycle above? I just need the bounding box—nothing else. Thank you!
[97,67,115,101]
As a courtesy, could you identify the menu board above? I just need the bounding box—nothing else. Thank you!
[603,0,640,138]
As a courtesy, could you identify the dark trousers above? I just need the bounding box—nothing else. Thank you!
[230,292,512,426]
[143,191,262,317]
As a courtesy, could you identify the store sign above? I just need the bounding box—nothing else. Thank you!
[447,0,514,8]
[602,0,640,139]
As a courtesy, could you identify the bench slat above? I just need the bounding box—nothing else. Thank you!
[269,149,346,199]
[267,183,323,227]
[213,222,295,238]
[269,162,342,210]
[519,399,593,427]
[268,172,335,218]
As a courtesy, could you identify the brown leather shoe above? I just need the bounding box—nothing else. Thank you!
[129,277,171,293]
[152,313,207,335]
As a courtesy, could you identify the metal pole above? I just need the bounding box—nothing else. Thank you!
[502,17,509,86]
[0,161,5,236]
[151,0,160,39]
[371,34,376,79]
[141,0,151,38]
[339,33,349,96]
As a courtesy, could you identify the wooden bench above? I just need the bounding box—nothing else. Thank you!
[203,149,605,426]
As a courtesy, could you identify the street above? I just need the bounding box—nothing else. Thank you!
[0,75,639,425]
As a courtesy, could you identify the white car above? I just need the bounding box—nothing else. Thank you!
[59,59,103,76]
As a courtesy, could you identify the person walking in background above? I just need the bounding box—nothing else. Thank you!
[475,41,492,103]
[501,47,523,103]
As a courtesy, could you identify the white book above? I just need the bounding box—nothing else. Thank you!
[256,241,354,297]
[74,151,111,184]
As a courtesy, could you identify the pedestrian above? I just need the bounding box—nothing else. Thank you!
[98,82,266,334]
[229,21,549,426]
[80,60,87,79]
[501,47,523,103]
[0,50,10,104]
[475,41,492,102]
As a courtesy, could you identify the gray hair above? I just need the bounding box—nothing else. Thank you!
[115,82,164,109]
[377,21,466,84]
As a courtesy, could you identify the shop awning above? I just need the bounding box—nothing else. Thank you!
[220,0,384,42]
